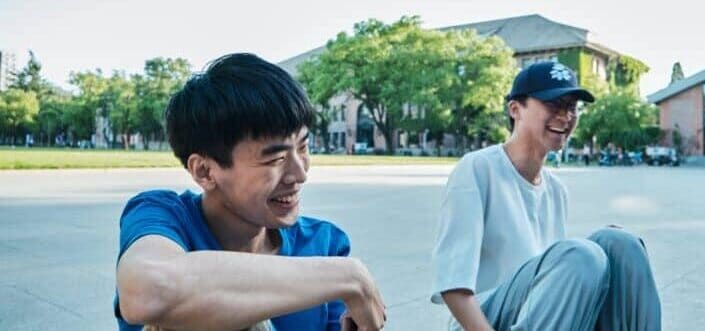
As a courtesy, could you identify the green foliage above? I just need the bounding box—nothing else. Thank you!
[36,93,72,145]
[613,55,649,87]
[440,30,515,146]
[67,70,110,140]
[557,49,581,74]
[299,16,445,153]
[557,48,595,87]
[10,51,48,95]
[62,58,190,148]
[133,58,191,142]
[105,72,138,149]
[575,88,660,151]
[0,89,40,143]
[298,16,515,153]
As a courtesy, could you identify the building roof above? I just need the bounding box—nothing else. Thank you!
[441,14,616,56]
[647,69,705,104]
[278,14,620,77]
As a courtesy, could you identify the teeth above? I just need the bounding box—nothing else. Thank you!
[273,193,297,204]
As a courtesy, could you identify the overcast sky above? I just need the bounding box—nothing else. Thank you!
[2,0,703,96]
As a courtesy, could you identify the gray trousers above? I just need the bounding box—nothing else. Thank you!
[478,228,661,331]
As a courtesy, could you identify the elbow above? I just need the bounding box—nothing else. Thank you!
[118,260,178,325]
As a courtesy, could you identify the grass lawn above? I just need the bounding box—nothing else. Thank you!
[0,147,459,170]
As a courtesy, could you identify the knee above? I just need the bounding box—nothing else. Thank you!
[589,228,646,259]
[552,239,610,283]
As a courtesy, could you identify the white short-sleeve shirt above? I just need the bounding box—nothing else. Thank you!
[431,144,568,304]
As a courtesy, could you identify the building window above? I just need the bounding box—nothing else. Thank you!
[592,56,607,80]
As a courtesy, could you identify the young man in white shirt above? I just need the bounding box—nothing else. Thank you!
[431,62,661,331]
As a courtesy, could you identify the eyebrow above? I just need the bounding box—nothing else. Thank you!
[260,132,310,157]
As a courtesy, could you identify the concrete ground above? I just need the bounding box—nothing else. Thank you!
[1,165,704,330]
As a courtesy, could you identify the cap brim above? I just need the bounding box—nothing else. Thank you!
[530,88,595,103]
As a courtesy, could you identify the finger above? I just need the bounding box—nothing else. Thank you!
[344,317,358,331]
[339,310,350,323]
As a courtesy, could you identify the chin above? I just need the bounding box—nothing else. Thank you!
[269,212,299,228]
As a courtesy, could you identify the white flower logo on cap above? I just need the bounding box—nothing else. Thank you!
[550,63,572,81]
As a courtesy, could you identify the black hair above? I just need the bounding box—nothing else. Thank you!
[505,95,528,132]
[165,53,314,168]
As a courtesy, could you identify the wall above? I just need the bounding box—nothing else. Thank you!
[658,84,705,155]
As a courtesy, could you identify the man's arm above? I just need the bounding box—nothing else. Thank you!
[442,289,494,331]
[117,235,385,331]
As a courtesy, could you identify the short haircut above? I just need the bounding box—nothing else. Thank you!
[165,53,314,168]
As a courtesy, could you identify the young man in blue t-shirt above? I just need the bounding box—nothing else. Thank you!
[115,53,385,331]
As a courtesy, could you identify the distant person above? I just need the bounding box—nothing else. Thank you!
[583,144,591,166]
[114,53,385,331]
[25,133,34,148]
[432,62,661,331]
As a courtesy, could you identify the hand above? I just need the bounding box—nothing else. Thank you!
[343,259,386,331]
[340,311,358,331]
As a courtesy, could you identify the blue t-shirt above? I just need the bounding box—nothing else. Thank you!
[114,190,350,331]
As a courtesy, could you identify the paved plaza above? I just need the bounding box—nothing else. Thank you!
[1,165,704,330]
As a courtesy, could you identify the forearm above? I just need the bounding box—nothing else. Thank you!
[120,250,361,330]
[442,290,494,331]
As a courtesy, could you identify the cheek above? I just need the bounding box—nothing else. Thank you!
[302,155,311,172]
[224,169,277,202]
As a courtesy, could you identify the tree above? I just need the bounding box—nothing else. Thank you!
[105,72,138,150]
[299,16,450,154]
[0,89,40,144]
[436,29,515,150]
[298,56,340,153]
[133,58,191,149]
[36,94,71,146]
[11,51,44,93]
[68,70,110,143]
[299,16,515,154]
[574,88,660,151]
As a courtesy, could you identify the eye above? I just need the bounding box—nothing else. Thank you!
[264,156,286,165]
[298,140,310,152]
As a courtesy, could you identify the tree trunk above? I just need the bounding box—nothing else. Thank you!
[322,131,330,154]
[382,128,395,155]
[123,132,130,150]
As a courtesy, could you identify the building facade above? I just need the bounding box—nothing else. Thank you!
[647,70,705,156]
[0,50,17,91]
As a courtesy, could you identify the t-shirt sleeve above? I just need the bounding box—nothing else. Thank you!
[118,193,189,261]
[431,159,485,304]
[326,226,351,331]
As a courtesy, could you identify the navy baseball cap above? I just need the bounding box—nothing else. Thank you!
[506,61,595,103]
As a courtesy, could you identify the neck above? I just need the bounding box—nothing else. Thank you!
[200,192,279,254]
[503,136,548,185]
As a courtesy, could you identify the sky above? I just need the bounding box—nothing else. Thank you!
[1,0,704,96]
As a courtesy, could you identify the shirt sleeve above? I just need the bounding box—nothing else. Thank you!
[118,192,189,262]
[326,226,351,331]
[431,159,485,304]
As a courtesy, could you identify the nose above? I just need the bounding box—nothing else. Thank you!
[282,152,308,185]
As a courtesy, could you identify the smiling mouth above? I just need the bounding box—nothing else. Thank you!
[269,192,299,206]
[547,126,568,134]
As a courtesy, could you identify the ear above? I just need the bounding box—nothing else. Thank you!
[507,100,522,123]
[186,153,217,191]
